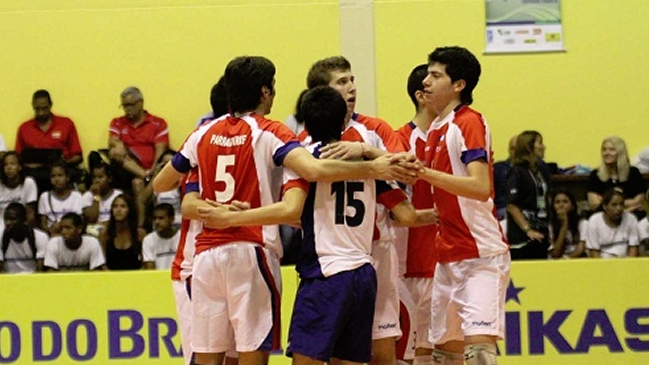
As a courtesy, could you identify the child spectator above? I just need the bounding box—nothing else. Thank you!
[0,202,48,273]
[142,203,179,270]
[587,188,639,258]
[81,163,123,237]
[44,212,105,271]
[548,189,587,259]
[101,194,142,270]
[38,160,83,235]
[0,151,38,228]
[137,149,181,231]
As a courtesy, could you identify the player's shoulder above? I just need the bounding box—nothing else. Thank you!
[355,113,392,130]
[452,106,484,125]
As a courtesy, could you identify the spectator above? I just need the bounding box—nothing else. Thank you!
[38,160,84,236]
[0,202,48,273]
[493,134,517,220]
[142,203,179,270]
[506,130,551,260]
[284,89,308,135]
[587,136,645,214]
[137,149,180,230]
[548,189,587,259]
[81,163,123,237]
[586,188,639,258]
[15,90,84,192]
[196,76,230,126]
[0,151,38,228]
[100,194,142,270]
[107,86,169,196]
[44,212,106,271]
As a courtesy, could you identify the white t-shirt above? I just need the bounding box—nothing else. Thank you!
[142,230,180,270]
[586,211,638,258]
[0,134,6,151]
[38,190,84,228]
[637,217,649,242]
[0,176,38,219]
[0,228,49,273]
[44,235,105,271]
[81,189,123,223]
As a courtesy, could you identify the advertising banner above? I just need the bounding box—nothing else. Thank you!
[486,0,564,53]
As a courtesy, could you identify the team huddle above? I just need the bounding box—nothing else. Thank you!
[153,46,510,365]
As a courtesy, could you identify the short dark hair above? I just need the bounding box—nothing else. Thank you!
[301,86,347,144]
[306,56,351,89]
[224,56,275,113]
[210,75,229,117]
[61,212,84,228]
[428,46,481,105]
[407,64,429,111]
[4,202,26,222]
[32,89,52,104]
[153,203,175,218]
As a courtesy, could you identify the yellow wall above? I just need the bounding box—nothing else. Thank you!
[1,0,648,167]
[0,0,339,159]
[375,0,649,165]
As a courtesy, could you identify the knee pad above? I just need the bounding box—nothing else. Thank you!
[464,343,498,365]
[432,349,463,365]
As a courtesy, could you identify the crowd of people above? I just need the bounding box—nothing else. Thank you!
[0,45,646,365]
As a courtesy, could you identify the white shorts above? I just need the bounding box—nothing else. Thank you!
[192,243,282,353]
[172,279,192,365]
[428,253,510,345]
[372,240,401,340]
[402,277,434,351]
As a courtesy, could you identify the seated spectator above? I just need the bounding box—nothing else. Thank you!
[142,203,179,270]
[0,151,38,228]
[137,149,181,230]
[284,89,308,135]
[44,212,106,271]
[0,202,49,273]
[506,130,551,260]
[81,163,123,237]
[493,134,518,220]
[548,189,587,259]
[100,194,142,270]
[15,90,84,193]
[587,188,639,258]
[107,86,169,196]
[587,136,645,214]
[38,161,84,236]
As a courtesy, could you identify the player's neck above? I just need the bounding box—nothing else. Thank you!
[412,108,435,132]
[437,100,462,121]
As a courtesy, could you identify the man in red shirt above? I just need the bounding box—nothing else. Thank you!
[107,86,170,196]
[15,90,84,191]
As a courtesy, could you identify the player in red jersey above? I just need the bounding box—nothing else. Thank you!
[414,47,510,365]
[153,56,418,365]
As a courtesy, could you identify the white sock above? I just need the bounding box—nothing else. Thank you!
[464,343,498,365]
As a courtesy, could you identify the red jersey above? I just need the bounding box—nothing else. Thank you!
[172,113,301,257]
[109,112,169,169]
[171,169,199,281]
[15,115,82,160]
[396,122,437,277]
[425,106,508,263]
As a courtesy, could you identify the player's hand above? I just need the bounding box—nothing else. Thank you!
[197,206,231,229]
[204,199,251,211]
[420,208,439,225]
[319,141,364,160]
[371,154,418,184]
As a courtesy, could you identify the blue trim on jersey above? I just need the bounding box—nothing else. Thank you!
[171,153,192,173]
[185,182,199,193]
[461,148,488,165]
[274,141,302,166]
[408,121,416,130]
[295,181,324,278]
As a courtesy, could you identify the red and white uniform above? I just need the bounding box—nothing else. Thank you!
[171,113,301,353]
[425,105,509,344]
[395,121,438,358]
[425,106,508,262]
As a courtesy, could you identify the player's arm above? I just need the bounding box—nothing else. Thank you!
[418,159,491,201]
[284,147,417,183]
[394,207,439,227]
[198,185,308,229]
[153,162,185,193]
[319,141,387,160]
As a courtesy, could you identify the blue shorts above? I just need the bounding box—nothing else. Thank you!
[287,263,377,363]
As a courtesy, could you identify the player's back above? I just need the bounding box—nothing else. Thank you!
[179,113,299,256]
[297,142,378,279]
